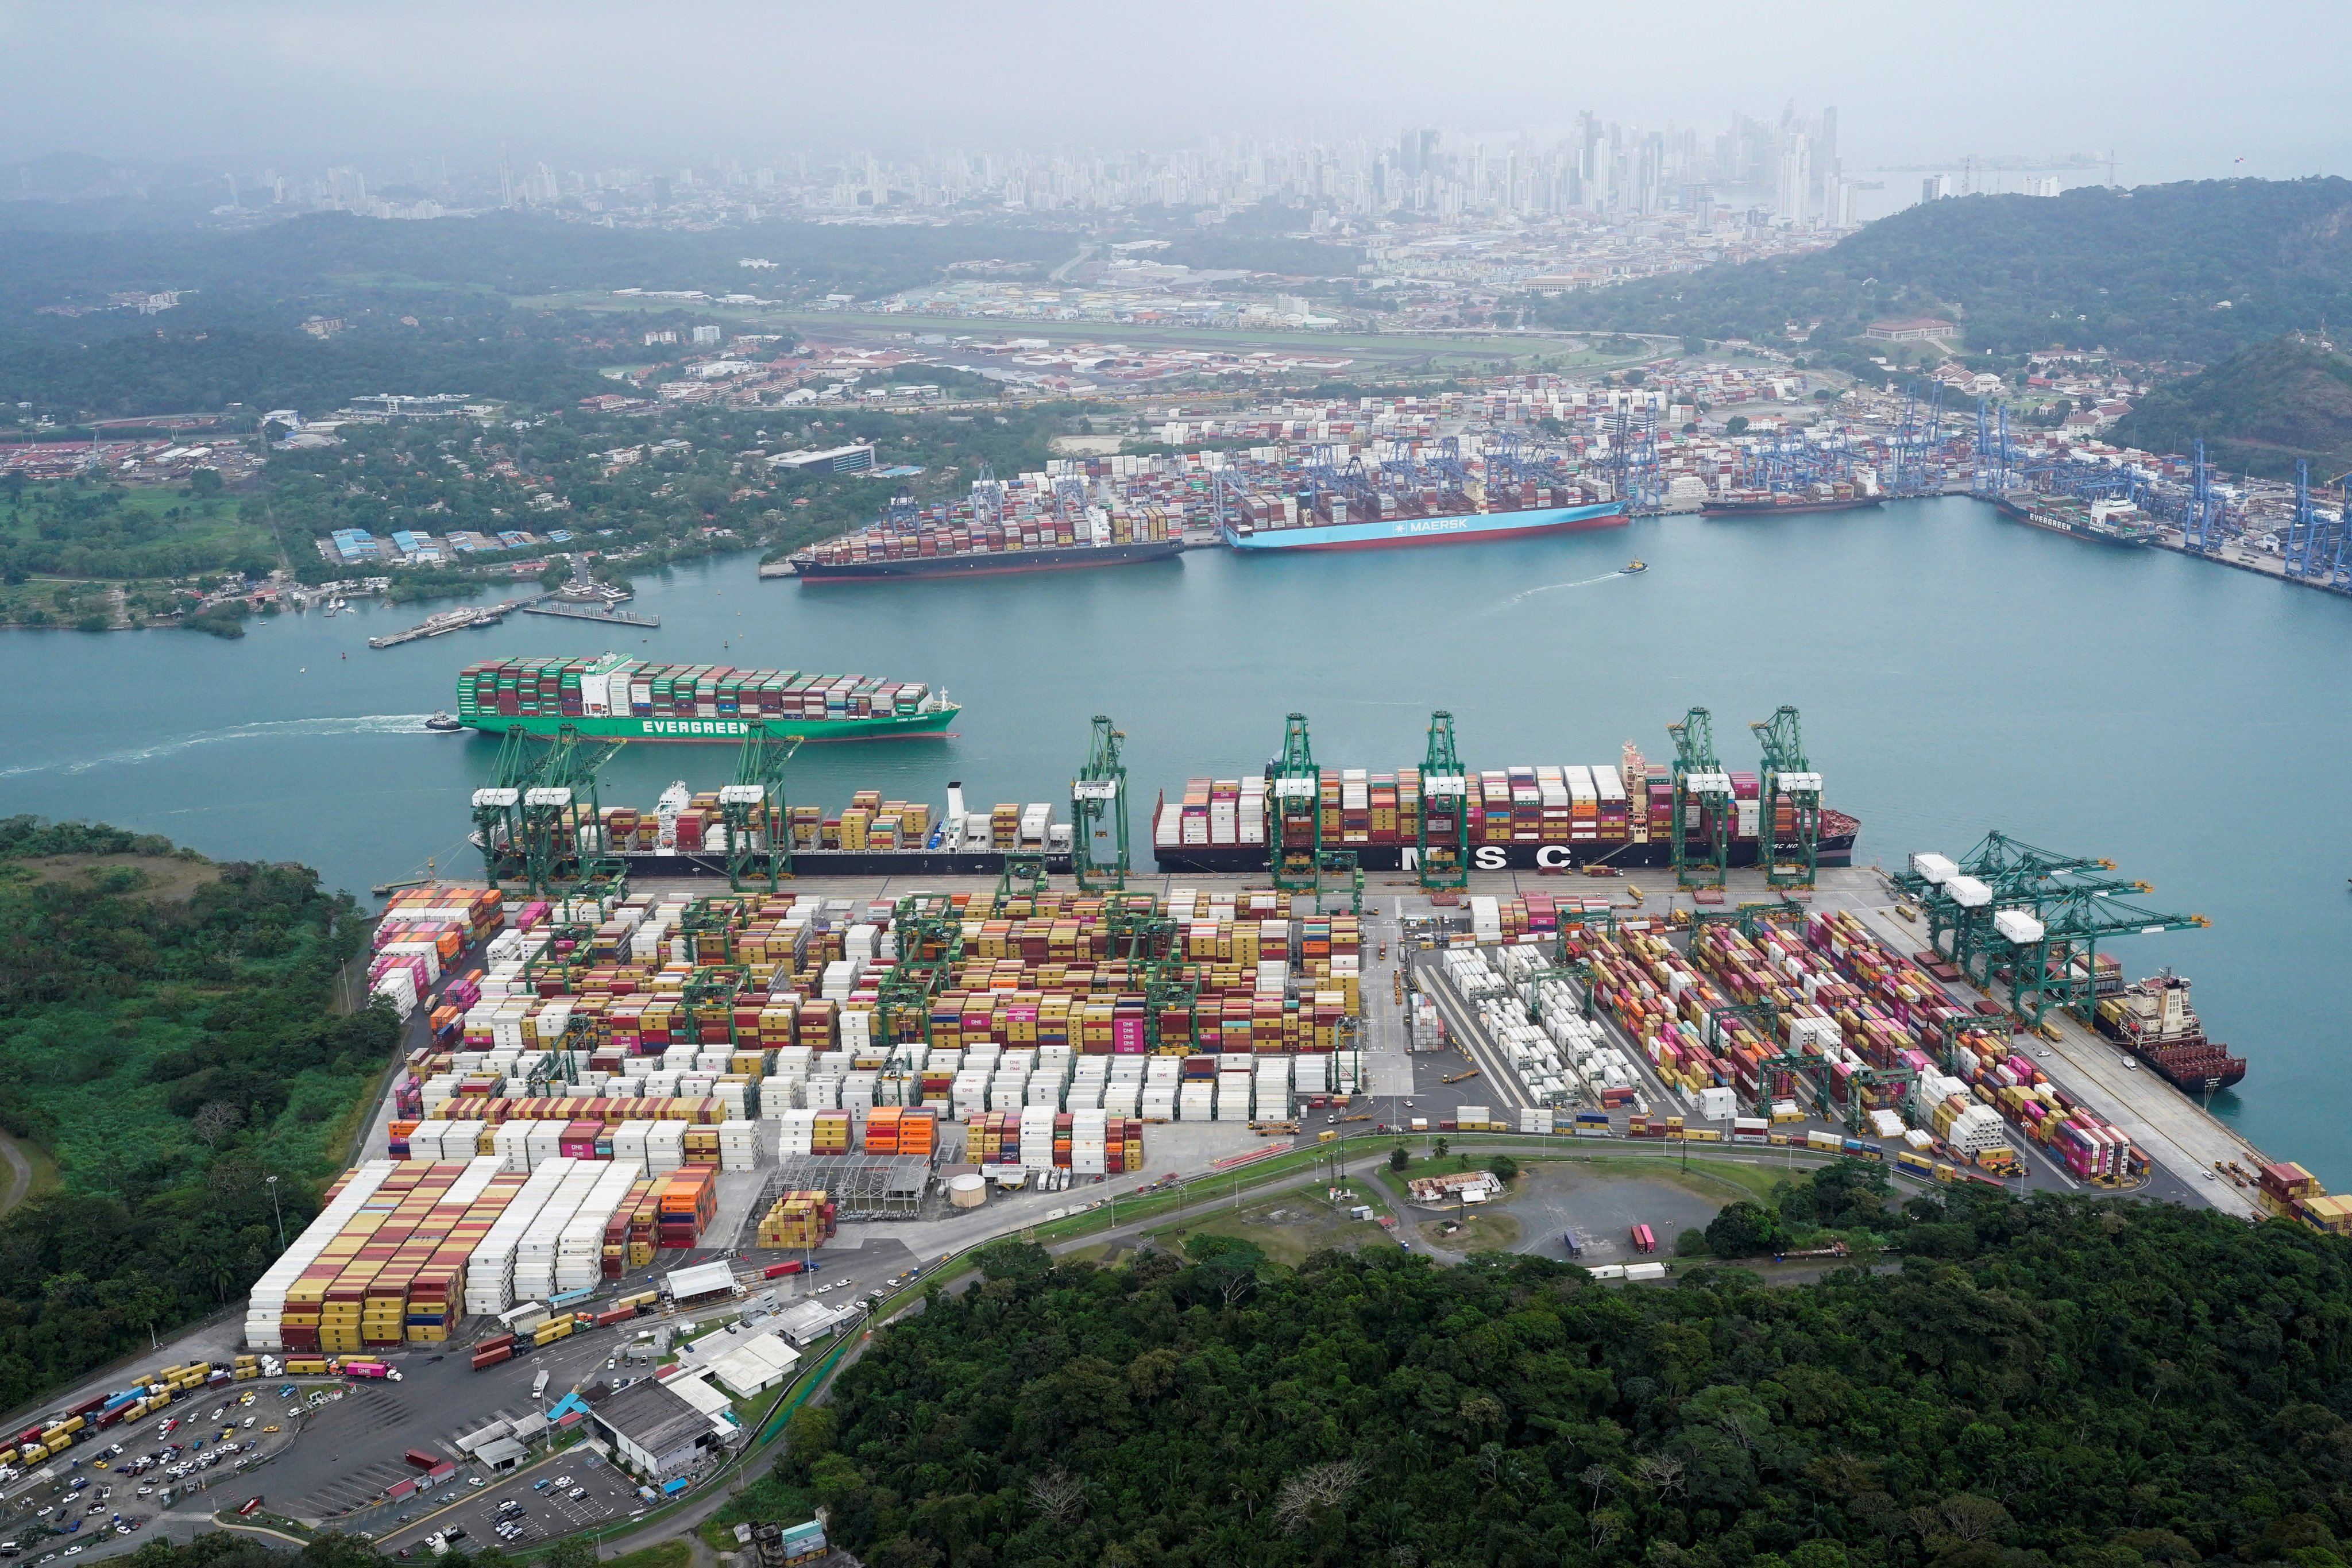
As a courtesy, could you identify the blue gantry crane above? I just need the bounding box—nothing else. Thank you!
[1888,381,1945,497]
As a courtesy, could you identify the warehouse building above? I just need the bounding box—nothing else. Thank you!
[589,1378,740,1480]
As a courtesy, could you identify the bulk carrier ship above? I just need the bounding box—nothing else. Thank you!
[453,654,958,742]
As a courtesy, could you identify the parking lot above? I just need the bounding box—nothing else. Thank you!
[0,1382,309,1552]
[376,1451,646,1558]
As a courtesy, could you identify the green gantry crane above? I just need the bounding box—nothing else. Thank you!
[1269,711,1320,892]
[879,892,965,1049]
[1749,705,1823,890]
[517,725,625,899]
[473,723,624,898]
[1996,883,2209,1030]
[720,722,803,893]
[1071,715,1129,893]
[470,724,542,886]
[1417,710,1470,891]
[1897,832,2140,990]
[995,852,1049,905]
[1667,707,1732,891]
[1315,850,1365,914]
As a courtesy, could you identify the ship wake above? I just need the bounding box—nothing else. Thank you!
[1483,572,1628,613]
[2,715,444,778]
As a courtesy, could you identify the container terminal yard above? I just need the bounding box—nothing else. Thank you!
[1,693,2333,1562]
[770,360,2352,598]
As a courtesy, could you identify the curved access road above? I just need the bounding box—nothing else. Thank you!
[0,1130,33,1220]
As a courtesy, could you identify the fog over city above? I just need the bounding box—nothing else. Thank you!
[2,0,2347,188]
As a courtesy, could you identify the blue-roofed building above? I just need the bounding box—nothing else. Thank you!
[329,528,383,563]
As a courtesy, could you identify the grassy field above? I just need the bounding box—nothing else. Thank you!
[1,482,273,576]
[1142,1179,1399,1266]
[17,853,224,903]
[603,1542,692,1568]
[1416,1210,1524,1252]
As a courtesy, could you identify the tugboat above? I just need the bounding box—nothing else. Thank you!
[1620,560,1647,575]
[423,710,465,733]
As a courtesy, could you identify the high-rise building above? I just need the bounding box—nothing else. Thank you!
[1777,136,1810,225]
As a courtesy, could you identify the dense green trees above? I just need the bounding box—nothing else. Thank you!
[795,1167,2352,1568]
[0,819,396,1407]
[2111,334,2352,478]
[1542,178,2352,368]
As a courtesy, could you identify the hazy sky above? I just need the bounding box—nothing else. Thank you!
[3,0,2348,183]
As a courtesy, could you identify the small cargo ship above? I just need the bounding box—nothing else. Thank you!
[2094,971,2247,1093]
[454,654,958,742]
[1995,491,2156,547]
[1222,498,1625,553]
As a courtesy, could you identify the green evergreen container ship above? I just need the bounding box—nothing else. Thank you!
[453,652,959,742]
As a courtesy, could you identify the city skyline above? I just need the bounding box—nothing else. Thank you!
[0,0,2343,194]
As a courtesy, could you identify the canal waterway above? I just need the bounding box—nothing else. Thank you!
[4,496,2347,1180]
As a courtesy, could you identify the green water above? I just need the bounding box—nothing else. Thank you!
[4,497,2346,1179]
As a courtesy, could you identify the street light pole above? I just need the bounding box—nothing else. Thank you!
[266,1175,286,1252]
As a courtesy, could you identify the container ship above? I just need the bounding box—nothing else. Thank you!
[476,781,1071,878]
[1222,493,1625,553]
[795,539,1181,581]
[1704,489,1884,518]
[454,654,957,743]
[790,482,1180,581]
[1151,744,1856,872]
[1995,492,2156,547]
[2093,971,2247,1092]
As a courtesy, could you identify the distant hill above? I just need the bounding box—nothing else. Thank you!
[1542,177,2352,367]
[2111,334,2352,480]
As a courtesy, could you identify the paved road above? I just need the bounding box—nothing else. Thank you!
[0,1130,30,1220]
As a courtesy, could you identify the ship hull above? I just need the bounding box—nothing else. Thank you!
[793,540,1183,580]
[1225,501,1626,552]
[1995,494,2153,547]
[457,709,958,743]
[577,848,1073,878]
[1704,497,1884,517]
[1154,829,1857,874]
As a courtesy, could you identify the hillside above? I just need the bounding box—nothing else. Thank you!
[0,817,394,1408]
[795,1170,2352,1568]
[2111,333,2352,478]
[1543,177,2352,367]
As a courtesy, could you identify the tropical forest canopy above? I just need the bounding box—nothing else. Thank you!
[1542,178,2352,369]
[0,818,397,1408]
[793,1163,2352,1568]
[2110,333,2352,480]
